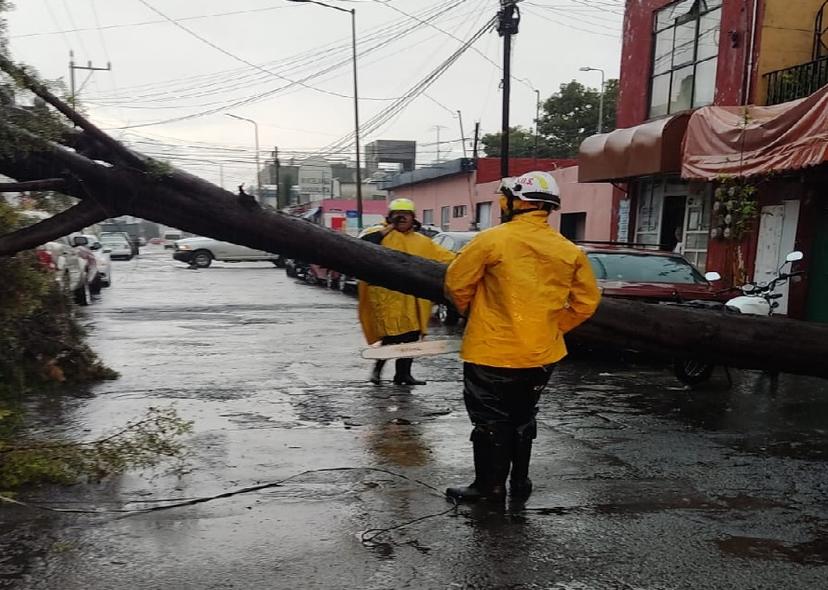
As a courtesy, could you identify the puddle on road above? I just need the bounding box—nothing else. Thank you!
[718,534,828,565]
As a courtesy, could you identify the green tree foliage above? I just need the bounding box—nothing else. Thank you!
[481,79,619,159]
[0,201,118,395]
[480,126,551,158]
[0,407,193,489]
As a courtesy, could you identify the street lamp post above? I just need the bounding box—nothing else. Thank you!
[226,113,261,200]
[579,66,606,134]
[288,0,363,230]
[533,88,541,162]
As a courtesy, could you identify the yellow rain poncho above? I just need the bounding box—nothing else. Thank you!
[445,210,601,368]
[359,227,455,344]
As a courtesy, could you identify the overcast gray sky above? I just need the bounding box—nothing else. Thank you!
[6,0,622,187]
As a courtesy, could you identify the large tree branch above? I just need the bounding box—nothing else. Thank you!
[0,53,145,171]
[1,82,828,380]
[0,178,66,192]
[0,198,109,255]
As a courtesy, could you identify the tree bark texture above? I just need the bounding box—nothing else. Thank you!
[2,57,828,379]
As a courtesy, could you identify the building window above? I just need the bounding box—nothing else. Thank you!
[440,206,450,230]
[476,202,493,230]
[560,212,587,242]
[452,205,468,218]
[422,209,434,226]
[649,0,721,118]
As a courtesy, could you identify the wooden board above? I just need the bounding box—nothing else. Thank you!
[361,339,462,360]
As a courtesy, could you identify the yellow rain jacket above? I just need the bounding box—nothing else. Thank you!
[359,227,456,344]
[445,210,601,368]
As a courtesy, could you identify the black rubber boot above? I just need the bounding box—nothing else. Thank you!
[393,358,426,386]
[446,426,511,502]
[370,360,385,385]
[509,423,536,500]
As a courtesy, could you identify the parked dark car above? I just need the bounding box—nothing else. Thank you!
[581,243,725,303]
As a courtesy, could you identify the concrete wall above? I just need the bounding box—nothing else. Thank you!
[754,0,825,104]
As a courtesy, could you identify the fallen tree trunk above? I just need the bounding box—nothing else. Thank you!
[1,57,828,379]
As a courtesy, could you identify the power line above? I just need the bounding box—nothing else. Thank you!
[134,0,368,101]
[87,4,481,112]
[319,16,496,155]
[373,0,536,92]
[12,5,303,39]
[108,0,472,130]
[86,0,462,102]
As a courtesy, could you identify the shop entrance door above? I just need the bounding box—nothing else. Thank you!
[660,195,686,251]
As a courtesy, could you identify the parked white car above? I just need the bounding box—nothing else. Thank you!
[73,234,113,288]
[172,236,281,268]
[36,236,96,305]
[100,233,133,260]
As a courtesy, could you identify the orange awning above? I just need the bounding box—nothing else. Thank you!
[683,85,828,180]
[578,114,690,183]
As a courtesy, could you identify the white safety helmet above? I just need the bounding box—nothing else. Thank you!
[500,171,561,210]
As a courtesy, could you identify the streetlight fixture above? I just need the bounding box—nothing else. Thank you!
[226,113,262,200]
[579,66,606,134]
[288,0,363,230]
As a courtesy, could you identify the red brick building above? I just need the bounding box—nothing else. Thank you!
[579,0,828,320]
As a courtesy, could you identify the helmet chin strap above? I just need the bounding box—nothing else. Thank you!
[500,188,518,223]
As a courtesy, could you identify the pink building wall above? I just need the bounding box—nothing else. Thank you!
[389,174,478,231]
[387,166,617,239]
[468,167,617,238]
[549,166,619,240]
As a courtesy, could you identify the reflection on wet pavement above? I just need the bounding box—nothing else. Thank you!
[1,247,827,589]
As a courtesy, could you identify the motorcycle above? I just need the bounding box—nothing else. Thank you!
[673,250,804,386]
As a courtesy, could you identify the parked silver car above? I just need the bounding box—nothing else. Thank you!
[172,236,281,268]
[100,233,134,260]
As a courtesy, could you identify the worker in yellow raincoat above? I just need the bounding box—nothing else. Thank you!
[359,198,455,386]
[444,171,601,503]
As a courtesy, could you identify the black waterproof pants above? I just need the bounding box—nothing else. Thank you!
[463,362,553,433]
[463,362,554,483]
[377,330,421,379]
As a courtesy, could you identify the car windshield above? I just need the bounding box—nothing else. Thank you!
[587,252,706,284]
[452,235,476,251]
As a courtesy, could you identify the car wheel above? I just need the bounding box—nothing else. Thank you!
[74,277,91,306]
[90,274,103,295]
[191,250,213,268]
[305,272,318,286]
[437,303,460,326]
[673,358,715,386]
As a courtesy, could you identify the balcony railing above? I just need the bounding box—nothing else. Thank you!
[765,56,828,105]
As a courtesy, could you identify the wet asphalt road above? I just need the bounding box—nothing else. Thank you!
[2,246,828,589]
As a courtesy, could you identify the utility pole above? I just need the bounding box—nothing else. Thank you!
[432,125,447,164]
[497,1,520,179]
[272,147,281,208]
[69,50,111,110]
[472,122,480,161]
[533,89,541,164]
[457,110,468,158]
